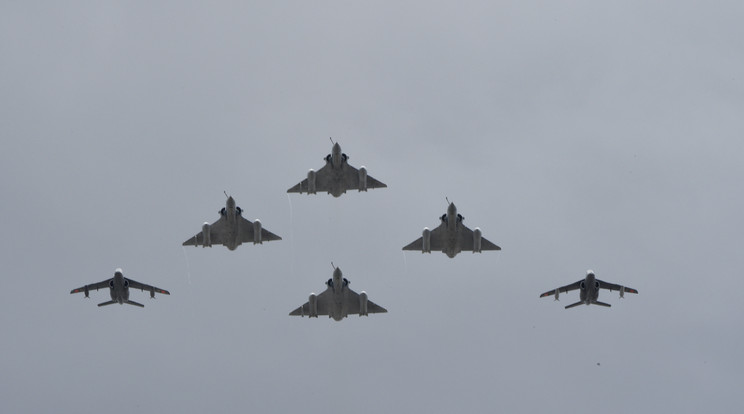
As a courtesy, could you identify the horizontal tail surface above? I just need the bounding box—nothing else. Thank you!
[564,301,584,309]
[97,300,117,307]
[593,301,611,307]
[125,300,144,308]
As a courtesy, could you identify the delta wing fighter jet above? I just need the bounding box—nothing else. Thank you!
[183,196,281,250]
[289,266,387,321]
[70,268,169,307]
[540,270,638,309]
[402,202,501,258]
[287,141,387,197]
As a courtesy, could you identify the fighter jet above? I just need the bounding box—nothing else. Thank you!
[287,141,387,197]
[402,202,501,258]
[70,268,170,307]
[183,196,281,250]
[540,270,638,309]
[289,266,387,321]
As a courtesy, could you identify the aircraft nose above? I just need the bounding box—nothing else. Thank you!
[227,196,235,207]
[114,268,123,276]
[333,267,342,279]
[448,203,456,215]
[333,142,341,152]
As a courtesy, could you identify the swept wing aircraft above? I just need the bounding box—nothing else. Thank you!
[70,268,169,307]
[402,202,500,258]
[289,267,387,321]
[287,142,387,197]
[540,270,638,309]
[183,196,281,250]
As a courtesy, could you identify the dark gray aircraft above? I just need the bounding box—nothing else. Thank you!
[183,196,281,250]
[402,202,501,258]
[70,268,170,307]
[287,142,387,197]
[289,267,387,321]
[540,270,638,309]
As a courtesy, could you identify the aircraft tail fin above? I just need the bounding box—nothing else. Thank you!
[593,301,611,307]
[125,300,145,308]
[564,301,584,309]
[97,300,117,307]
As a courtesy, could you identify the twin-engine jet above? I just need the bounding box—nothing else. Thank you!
[540,270,638,309]
[287,142,387,197]
[402,202,501,258]
[70,268,170,307]
[183,196,282,250]
[289,267,387,321]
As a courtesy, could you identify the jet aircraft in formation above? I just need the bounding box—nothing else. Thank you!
[70,268,170,307]
[289,266,387,321]
[402,202,501,258]
[539,270,638,309]
[287,141,387,197]
[72,141,638,315]
[183,196,282,250]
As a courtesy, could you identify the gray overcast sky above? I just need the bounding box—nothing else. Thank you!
[2,1,743,413]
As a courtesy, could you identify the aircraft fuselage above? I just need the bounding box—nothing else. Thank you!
[326,143,350,197]
[329,268,350,321]
[442,203,463,258]
[579,272,600,305]
[110,270,129,304]
[222,196,241,250]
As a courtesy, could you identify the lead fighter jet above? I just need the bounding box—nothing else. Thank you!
[183,196,281,250]
[70,268,170,307]
[540,270,638,309]
[289,266,387,321]
[287,141,387,197]
[402,202,501,258]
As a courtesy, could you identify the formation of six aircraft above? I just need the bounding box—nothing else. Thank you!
[70,141,638,317]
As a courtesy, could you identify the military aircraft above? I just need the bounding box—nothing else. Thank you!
[289,266,387,321]
[539,270,638,309]
[183,196,282,250]
[287,141,387,197]
[402,202,501,258]
[70,268,170,307]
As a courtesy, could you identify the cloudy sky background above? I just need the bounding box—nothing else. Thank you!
[2,1,743,413]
